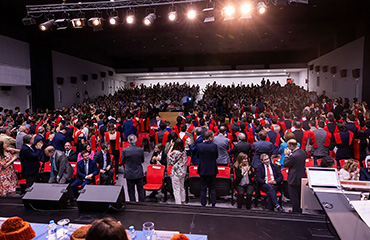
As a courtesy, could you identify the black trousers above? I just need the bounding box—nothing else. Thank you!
[112,149,120,172]
[25,174,38,188]
[236,185,254,209]
[288,184,302,213]
[100,169,114,185]
[260,184,279,211]
[200,175,216,207]
[127,178,145,202]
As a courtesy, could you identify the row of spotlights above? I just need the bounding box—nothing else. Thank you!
[38,2,267,31]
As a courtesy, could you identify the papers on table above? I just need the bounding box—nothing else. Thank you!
[350,200,370,228]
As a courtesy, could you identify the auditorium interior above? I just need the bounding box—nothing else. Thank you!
[0,0,370,239]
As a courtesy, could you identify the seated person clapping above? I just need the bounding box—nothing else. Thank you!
[339,159,359,181]
[233,152,254,209]
[359,156,370,181]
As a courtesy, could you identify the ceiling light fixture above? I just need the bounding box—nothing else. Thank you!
[203,1,215,23]
[55,13,70,30]
[109,10,120,25]
[22,15,36,25]
[168,5,178,22]
[143,13,156,26]
[88,15,104,31]
[222,5,236,21]
[126,9,135,24]
[71,18,86,28]
[240,2,252,19]
[187,9,197,19]
[39,19,55,31]
[257,2,267,14]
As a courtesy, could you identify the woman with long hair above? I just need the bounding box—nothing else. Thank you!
[167,138,187,205]
[77,143,95,162]
[339,159,360,181]
[233,152,254,209]
[0,141,19,197]
[105,123,121,176]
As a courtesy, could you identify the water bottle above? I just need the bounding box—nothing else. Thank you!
[129,226,137,240]
[47,220,57,240]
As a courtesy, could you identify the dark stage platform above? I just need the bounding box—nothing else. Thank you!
[0,197,338,240]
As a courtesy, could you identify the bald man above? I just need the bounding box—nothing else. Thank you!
[284,139,307,213]
[44,146,73,183]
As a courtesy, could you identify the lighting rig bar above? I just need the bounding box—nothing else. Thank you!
[26,0,205,14]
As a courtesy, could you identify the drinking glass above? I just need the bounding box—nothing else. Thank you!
[57,218,70,239]
[142,222,155,240]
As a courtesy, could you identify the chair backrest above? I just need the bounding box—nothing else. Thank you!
[122,142,130,149]
[167,165,173,177]
[13,160,22,173]
[146,164,165,184]
[186,156,191,167]
[188,166,199,177]
[43,162,51,172]
[317,158,337,169]
[281,168,289,181]
[70,162,77,177]
[305,158,314,168]
[216,166,231,178]
[339,159,360,170]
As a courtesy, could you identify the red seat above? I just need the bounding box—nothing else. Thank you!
[273,158,280,165]
[216,166,231,178]
[329,151,336,159]
[71,146,77,151]
[188,166,200,177]
[339,159,360,170]
[305,158,314,168]
[143,165,165,190]
[363,160,366,168]
[281,168,289,181]
[70,162,78,178]
[188,166,201,198]
[186,156,191,167]
[138,133,151,152]
[167,165,173,177]
[215,166,231,197]
[122,142,130,149]
[13,160,27,185]
[43,162,52,172]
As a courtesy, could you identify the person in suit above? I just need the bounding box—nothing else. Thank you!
[189,127,204,165]
[15,126,28,150]
[255,153,283,212]
[197,131,218,207]
[94,142,114,185]
[52,127,67,151]
[64,142,77,162]
[213,126,230,166]
[19,135,43,188]
[284,139,307,213]
[44,146,73,183]
[233,152,254,209]
[34,126,53,163]
[70,150,98,198]
[122,134,145,202]
[231,133,251,164]
[251,131,273,169]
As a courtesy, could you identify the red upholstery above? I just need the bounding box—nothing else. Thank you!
[144,164,165,190]
[71,146,77,151]
[216,166,231,178]
[339,159,360,170]
[186,156,191,167]
[13,160,26,185]
[70,162,77,178]
[281,168,289,181]
[330,151,336,159]
[273,158,280,165]
[167,165,173,177]
[260,190,282,197]
[43,162,51,172]
[138,133,151,152]
[122,142,130,149]
[305,158,314,168]
[188,166,199,177]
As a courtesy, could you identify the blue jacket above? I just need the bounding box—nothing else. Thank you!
[122,120,137,140]
[52,132,66,151]
[76,159,98,180]
[190,136,204,165]
[251,140,273,169]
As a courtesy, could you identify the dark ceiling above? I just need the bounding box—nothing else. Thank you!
[0,0,368,72]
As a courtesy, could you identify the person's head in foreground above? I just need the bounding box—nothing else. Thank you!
[86,217,130,240]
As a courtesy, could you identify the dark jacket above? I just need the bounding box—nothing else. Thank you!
[255,163,283,185]
[284,148,307,186]
[93,150,112,170]
[19,144,42,175]
[52,150,74,180]
[230,141,251,163]
[122,145,144,179]
[197,141,219,176]
[233,166,254,188]
[52,132,66,151]
[65,149,77,162]
[76,159,98,180]
[251,140,273,169]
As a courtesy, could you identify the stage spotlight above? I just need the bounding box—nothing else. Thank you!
[240,2,252,19]
[22,16,36,25]
[257,2,267,14]
[71,18,86,28]
[187,9,197,19]
[168,11,177,21]
[88,17,103,26]
[222,5,235,21]
[39,19,55,31]
[126,9,135,24]
[55,18,70,30]
[109,16,119,25]
[143,13,156,26]
[203,7,215,23]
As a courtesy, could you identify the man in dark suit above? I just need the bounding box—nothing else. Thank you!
[255,153,283,212]
[94,142,114,185]
[34,126,53,163]
[122,134,145,202]
[44,146,73,183]
[19,135,43,188]
[70,150,98,198]
[231,133,251,163]
[292,121,304,145]
[284,139,307,213]
[52,127,66,151]
[64,142,77,162]
[189,127,204,165]
[251,131,273,169]
[197,131,218,207]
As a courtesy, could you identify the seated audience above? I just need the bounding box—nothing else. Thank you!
[150,143,166,165]
[77,143,95,162]
[85,217,130,240]
[319,156,336,168]
[93,142,114,185]
[359,156,370,181]
[233,152,254,209]
[339,159,359,181]
[44,146,73,184]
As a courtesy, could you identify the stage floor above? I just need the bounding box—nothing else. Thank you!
[0,197,338,240]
